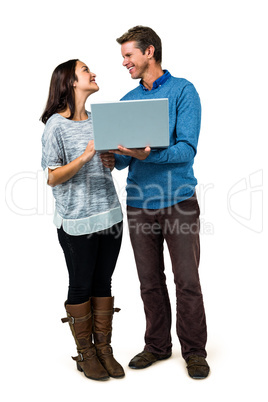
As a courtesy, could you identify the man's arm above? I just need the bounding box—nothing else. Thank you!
[112,84,201,164]
[143,84,201,164]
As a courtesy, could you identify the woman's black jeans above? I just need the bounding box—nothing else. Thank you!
[57,221,123,305]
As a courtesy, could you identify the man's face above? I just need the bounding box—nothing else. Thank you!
[121,41,150,80]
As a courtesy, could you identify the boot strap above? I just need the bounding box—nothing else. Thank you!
[61,311,92,324]
[72,353,84,362]
[93,308,120,316]
[72,347,97,362]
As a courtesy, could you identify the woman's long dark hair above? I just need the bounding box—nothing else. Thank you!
[40,59,79,124]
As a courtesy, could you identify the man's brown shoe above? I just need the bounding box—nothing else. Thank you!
[186,355,210,379]
[129,351,171,369]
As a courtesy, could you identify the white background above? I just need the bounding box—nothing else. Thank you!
[1,0,267,401]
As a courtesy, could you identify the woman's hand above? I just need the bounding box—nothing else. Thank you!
[100,152,115,170]
[82,139,96,163]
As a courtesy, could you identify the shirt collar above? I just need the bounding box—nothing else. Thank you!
[139,69,171,91]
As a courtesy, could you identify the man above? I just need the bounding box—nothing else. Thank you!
[102,26,209,379]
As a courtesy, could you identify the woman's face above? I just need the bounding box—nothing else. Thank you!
[73,60,99,94]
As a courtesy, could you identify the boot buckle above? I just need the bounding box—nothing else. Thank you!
[69,316,75,324]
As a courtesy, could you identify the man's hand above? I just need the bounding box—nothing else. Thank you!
[99,152,115,170]
[110,145,151,160]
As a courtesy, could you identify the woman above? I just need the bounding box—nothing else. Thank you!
[41,59,124,381]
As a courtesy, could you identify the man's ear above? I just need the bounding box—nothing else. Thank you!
[146,45,155,59]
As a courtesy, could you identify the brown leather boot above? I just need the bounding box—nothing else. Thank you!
[92,297,125,378]
[61,299,109,381]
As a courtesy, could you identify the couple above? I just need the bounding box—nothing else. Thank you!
[41,26,209,381]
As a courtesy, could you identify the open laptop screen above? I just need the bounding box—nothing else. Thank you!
[91,98,169,152]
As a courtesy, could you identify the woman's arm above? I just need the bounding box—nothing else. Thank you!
[47,140,95,187]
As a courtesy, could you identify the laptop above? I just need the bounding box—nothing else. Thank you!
[90,98,169,152]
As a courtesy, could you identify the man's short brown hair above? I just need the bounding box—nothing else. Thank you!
[116,25,162,64]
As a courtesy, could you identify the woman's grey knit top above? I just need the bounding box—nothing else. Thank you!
[41,112,122,236]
